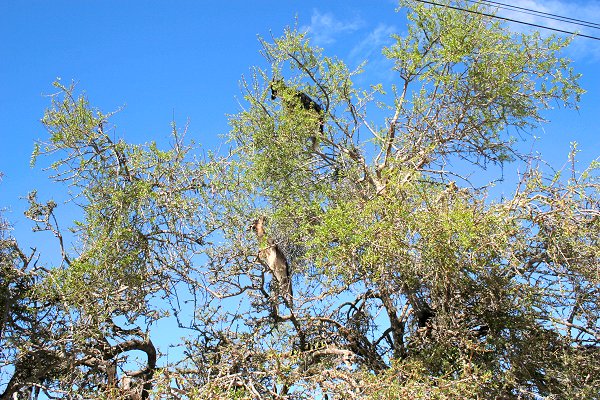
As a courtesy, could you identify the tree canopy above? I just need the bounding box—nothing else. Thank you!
[1,1,598,399]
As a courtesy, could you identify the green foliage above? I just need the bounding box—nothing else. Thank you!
[2,1,599,399]
[384,0,583,168]
[215,1,597,397]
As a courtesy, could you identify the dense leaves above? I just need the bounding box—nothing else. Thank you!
[1,1,598,399]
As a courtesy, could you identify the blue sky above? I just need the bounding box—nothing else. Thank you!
[1,0,599,363]
[1,1,599,218]
[0,1,396,228]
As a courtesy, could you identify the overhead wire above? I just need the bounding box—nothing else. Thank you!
[467,0,600,30]
[412,0,600,40]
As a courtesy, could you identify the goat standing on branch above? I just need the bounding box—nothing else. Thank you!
[270,79,324,152]
[248,216,294,309]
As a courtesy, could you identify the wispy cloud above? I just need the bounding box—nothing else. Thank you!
[349,24,398,83]
[349,24,397,62]
[301,10,363,46]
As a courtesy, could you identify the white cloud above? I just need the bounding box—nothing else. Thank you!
[349,24,398,83]
[301,10,363,45]
[349,24,397,62]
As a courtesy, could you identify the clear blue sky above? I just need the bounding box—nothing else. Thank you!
[1,0,599,358]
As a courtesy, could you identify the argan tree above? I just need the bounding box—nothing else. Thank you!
[1,1,598,399]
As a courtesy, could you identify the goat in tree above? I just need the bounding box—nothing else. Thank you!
[270,79,324,151]
[248,216,293,309]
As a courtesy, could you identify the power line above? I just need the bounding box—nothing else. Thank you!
[413,0,600,40]
[469,0,600,30]
[475,0,600,30]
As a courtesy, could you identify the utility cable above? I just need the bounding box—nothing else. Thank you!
[413,0,600,40]
[467,0,600,30]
